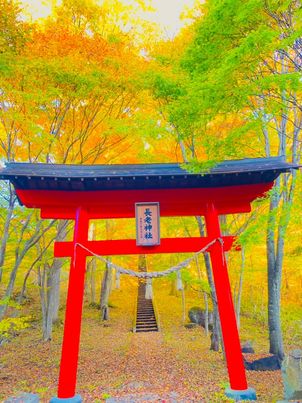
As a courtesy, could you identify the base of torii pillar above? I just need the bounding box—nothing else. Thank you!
[225,387,257,401]
[50,395,82,403]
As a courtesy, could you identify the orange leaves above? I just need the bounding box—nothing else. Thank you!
[27,26,110,63]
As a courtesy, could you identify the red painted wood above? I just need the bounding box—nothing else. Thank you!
[205,203,248,391]
[16,182,273,219]
[57,208,89,398]
[54,236,237,257]
[40,203,252,219]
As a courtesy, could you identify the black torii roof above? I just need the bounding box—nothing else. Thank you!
[0,157,298,192]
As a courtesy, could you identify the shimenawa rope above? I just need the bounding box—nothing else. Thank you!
[76,237,222,279]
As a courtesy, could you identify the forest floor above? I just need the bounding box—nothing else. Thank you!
[0,279,287,403]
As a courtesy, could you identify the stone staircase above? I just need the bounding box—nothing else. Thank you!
[134,280,158,333]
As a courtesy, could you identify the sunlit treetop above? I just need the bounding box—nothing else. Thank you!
[19,0,200,40]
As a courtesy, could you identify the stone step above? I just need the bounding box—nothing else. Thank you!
[137,310,154,313]
[136,319,156,326]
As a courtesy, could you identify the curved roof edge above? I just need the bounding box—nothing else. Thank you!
[0,157,299,192]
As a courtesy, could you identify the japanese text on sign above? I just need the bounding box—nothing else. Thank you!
[135,203,160,246]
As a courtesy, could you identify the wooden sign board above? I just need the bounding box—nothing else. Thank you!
[135,202,160,246]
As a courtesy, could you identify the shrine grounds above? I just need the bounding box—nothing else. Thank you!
[0,278,290,403]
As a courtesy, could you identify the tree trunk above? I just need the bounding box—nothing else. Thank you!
[115,269,120,289]
[267,176,285,361]
[38,264,48,340]
[267,202,284,359]
[195,216,220,351]
[138,254,147,271]
[85,261,90,299]
[194,256,203,299]
[85,223,96,303]
[18,220,63,309]
[39,219,72,341]
[90,258,97,303]
[37,261,56,341]
[180,288,186,324]
[268,169,297,361]
[51,261,61,324]
[0,186,16,283]
[85,257,97,303]
[0,255,23,320]
[211,304,220,352]
[178,275,186,323]
[203,292,209,336]
[0,216,55,320]
[44,265,57,340]
[100,261,112,320]
[267,267,283,360]
[50,220,68,324]
[236,247,245,329]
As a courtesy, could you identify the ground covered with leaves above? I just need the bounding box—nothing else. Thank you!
[0,280,285,402]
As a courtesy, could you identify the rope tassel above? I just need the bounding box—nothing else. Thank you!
[177,271,184,291]
[145,278,153,299]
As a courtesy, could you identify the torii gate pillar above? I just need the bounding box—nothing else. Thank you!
[205,203,256,400]
[52,208,89,402]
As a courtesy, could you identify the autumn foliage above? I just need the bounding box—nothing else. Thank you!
[0,1,302,402]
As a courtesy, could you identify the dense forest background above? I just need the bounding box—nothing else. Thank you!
[0,0,302,400]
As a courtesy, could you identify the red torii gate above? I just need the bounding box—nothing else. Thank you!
[0,157,296,402]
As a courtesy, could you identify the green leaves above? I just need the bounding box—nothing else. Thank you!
[152,74,186,101]
[172,0,302,162]
[0,315,31,338]
[0,296,21,309]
